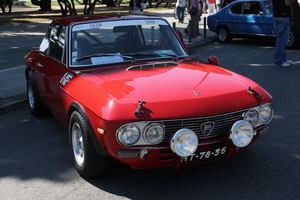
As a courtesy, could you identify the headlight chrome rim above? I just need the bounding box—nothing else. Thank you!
[143,123,165,144]
[259,104,274,124]
[229,120,254,148]
[117,124,140,145]
[170,128,198,157]
[243,109,259,127]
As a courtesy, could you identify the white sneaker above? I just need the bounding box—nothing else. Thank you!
[286,60,292,64]
[280,62,291,67]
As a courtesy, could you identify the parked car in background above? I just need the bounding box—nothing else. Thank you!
[25,13,274,178]
[208,0,300,48]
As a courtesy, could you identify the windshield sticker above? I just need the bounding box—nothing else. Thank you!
[91,56,124,65]
[89,22,102,29]
[72,19,168,32]
[155,50,176,57]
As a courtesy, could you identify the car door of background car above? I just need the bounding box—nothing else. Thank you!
[36,22,68,122]
[230,1,273,35]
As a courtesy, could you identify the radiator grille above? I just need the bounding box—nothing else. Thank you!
[161,110,245,142]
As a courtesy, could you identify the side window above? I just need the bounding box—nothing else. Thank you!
[231,3,242,14]
[243,2,262,15]
[48,24,66,63]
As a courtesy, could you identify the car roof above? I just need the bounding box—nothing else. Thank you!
[53,13,164,26]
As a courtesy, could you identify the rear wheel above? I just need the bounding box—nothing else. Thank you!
[69,111,108,178]
[27,75,47,117]
[217,26,232,43]
[287,30,299,49]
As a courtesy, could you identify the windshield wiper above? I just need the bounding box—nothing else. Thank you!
[123,53,158,57]
[76,53,136,63]
[159,53,178,61]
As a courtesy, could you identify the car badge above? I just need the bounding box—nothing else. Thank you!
[200,122,214,136]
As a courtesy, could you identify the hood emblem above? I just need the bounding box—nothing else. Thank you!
[200,122,214,136]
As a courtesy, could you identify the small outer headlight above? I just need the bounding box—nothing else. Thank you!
[170,129,198,157]
[243,109,259,127]
[117,124,140,145]
[229,120,254,148]
[143,123,165,144]
[259,104,274,123]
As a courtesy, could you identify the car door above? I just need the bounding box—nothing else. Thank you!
[35,22,69,121]
[237,1,273,35]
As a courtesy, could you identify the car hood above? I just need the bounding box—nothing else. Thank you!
[76,61,271,120]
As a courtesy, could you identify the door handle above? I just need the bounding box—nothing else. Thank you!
[36,63,43,68]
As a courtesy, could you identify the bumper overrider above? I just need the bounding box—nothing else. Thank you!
[115,104,274,170]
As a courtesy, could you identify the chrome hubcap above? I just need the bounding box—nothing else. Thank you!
[72,122,84,166]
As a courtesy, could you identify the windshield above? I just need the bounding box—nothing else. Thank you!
[70,19,187,67]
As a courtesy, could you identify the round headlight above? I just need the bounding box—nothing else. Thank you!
[259,104,273,123]
[243,109,259,127]
[117,124,140,145]
[143,123,165,144]
[170,129,198,157]
[229,120,254,148]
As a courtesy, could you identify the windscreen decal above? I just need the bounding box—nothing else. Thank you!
[72,19,168,31]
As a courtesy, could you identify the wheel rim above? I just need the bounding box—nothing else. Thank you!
[218,29,227,41]
[288,32,294,47]
[27,81,35,109]
[72,122,85,166]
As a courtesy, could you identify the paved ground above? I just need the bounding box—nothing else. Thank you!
[0,5,217,115]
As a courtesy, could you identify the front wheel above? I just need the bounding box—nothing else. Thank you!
[174,9,178,19]
[217,26,232,43]
[69,111,108,178]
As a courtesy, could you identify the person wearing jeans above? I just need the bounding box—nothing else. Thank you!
[176,0,186,23]
[272,0,295,67]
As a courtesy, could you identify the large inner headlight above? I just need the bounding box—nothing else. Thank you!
[170,129,198,157]
[117,124,140,145]
[143,123,165,144]
[243,109,259,127]
[259,104,274,123]
[229,120,254,148]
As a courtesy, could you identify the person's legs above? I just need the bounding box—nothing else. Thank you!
[179,6,185,22]
[274,17,290,66]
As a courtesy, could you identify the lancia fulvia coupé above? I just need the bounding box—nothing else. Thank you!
[25,13,274,178]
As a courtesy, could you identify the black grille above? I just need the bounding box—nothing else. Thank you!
[161,110,245,142]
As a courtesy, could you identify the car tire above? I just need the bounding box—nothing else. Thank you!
[287,30,299,49]
[69,111,108,178]
[27,75,47,117]
[217,26,232,43]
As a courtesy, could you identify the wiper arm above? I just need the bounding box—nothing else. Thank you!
[123,53,158,57]
[160,53,178,61]
[76,53,136,63]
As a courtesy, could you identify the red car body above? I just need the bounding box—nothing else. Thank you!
[25,14,274,178]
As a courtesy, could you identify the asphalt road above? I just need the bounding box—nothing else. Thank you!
[1,38,300,200]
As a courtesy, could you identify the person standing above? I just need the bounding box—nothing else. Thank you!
[207,0,216,15]
[216,0,223,12]
[184,0,203,38]
[176,0,187,23]
[129,0,144,14]
[272,0,295,67]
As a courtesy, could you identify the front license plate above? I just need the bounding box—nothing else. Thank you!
[181,147,227,162]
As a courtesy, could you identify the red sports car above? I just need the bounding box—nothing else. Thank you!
[25,13,274,178]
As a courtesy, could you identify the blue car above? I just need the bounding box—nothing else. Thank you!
[207,0,300,48]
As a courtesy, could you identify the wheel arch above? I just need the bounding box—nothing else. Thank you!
[68,102,109,157]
